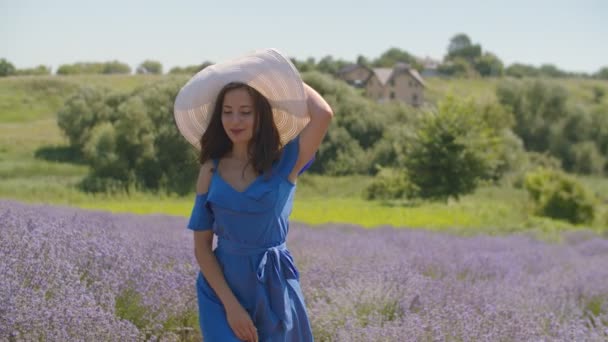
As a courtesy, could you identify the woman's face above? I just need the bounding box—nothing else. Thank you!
[221,88,256,145]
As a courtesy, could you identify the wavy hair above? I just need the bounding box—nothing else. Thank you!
[198,82,282,178]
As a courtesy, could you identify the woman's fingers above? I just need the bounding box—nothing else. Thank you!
[248,323,258,342]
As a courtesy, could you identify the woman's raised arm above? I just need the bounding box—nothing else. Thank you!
[289,83,333,181]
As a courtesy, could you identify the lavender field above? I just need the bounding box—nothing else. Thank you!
[1,200,607,341]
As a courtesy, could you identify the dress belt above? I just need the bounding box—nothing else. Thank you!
[216,238,298,331]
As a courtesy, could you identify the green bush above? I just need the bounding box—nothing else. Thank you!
[57,78,199,194]
[57,86,123,150]
[402,95,504,201]
[507,151,563,188]
[524,168,596,224]
[567,141,606,175]
[364,168,417,200]
[0,58,16,76]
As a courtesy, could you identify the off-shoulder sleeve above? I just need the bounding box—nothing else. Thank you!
[187,193,214,231]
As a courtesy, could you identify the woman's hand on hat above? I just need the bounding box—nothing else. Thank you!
[225,301,258,342]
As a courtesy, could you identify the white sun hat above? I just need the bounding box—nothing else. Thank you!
[173,48,310,150]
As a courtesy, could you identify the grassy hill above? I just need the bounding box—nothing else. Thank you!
[1,74,607,240]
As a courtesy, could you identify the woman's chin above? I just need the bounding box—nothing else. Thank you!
[228,135,252,145]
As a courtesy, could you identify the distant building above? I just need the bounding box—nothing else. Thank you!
[337,63,425,107]
[417,56,441,78]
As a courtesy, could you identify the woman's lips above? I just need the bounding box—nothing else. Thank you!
[230,129,244,135]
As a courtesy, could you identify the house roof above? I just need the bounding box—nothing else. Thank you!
[371,67,425,87]
[407,69,426,87]
[371,68,393,85]
[337,63,371,76]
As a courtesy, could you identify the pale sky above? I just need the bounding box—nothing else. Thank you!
[1,0,606,74]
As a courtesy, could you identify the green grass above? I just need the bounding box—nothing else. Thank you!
[0,74,185,122]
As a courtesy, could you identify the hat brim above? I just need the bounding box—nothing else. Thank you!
[173,48,310,150]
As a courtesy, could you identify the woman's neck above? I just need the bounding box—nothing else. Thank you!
[229,142,250,162]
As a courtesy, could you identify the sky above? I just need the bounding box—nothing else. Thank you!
[1,0,607,74]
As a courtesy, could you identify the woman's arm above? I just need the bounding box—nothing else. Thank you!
[288,82,334,182]
[192,161,258,342]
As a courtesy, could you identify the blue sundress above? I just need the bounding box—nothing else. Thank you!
[187,134,314,342]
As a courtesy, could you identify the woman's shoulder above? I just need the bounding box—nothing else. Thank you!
[195,160,215,194]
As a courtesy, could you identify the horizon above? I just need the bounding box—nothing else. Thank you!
[1,0,607,74]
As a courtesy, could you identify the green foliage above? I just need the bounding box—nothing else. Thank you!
[136,60,163,74]
[372,47,422,70]
[13,65,51,76]
[447,34,472,54]
[446,33,482,64]
[567,141,606,175]
[438,57,477,78]
[592,86,605,104]
[56,86,123,149]
[506,151,563,188]
[497,78,607,176]
[524,168,596,224]
[474,53,504,77]
[364,167,417,200]
[497,79,568,152]
[302,71,388,174]
[115,287,150,329]
[168,62,213,75]
[291,57,317,73]
[538,64,567,78]
[56,78,199,194]
[315,125,370,175]
[402,95,504,201]
[316,55,350,75]
[505,63,540,78]
[102,61,131,74]
[56,61,131,75]
[594,66,608,80]
[0,58,16,76]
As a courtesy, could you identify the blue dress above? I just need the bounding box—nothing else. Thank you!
[187,135,314,342]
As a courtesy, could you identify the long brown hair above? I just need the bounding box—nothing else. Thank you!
[198,82,282,177]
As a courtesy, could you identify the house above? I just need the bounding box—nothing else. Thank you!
[417,56,441,78]
[336,64,373,88]
[338,63,425,107]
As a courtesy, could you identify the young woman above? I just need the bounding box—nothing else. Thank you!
[174,49,333,341]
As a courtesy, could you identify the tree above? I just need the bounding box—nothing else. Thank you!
[0,58,16,76]
[14,65,51,76]
[496,80,568,152]
[505,63,539,78]
[356,55,370,67]
[136,60,163,74]
[59,79,199,194]
[539,64,566,78]
[403,95,503,201]
[168,61,213,75]
[446,34,481,64]
[316,55,350,75]
[595,66,608,80]
[57,86,121,150]
[474,52,504,77]
[448,34,472,54]
[102,60,131,74]
[372,48,422,70]
[438,57,477,77]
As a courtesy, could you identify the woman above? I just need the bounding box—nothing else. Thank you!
[173,49,333,341]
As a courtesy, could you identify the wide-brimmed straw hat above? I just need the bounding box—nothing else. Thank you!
[173,48,310,150]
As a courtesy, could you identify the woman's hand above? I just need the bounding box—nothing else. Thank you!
[225,301,258,342]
